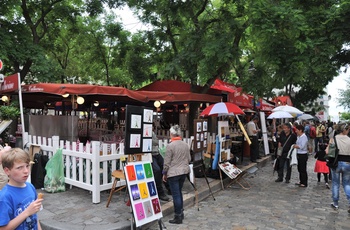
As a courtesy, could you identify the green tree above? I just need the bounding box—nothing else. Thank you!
[338,78,350,110]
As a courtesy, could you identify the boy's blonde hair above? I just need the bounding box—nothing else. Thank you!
[1,148,30,169]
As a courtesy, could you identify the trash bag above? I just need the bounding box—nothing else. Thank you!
[44,149,65,193]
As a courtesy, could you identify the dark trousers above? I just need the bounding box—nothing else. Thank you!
[250,136,259,161]
[152,154,166,196]
[277,157,292,181]
[314,137,323,152]
[297,154,308,186]
[317,173,329,183]
[168,174,186,215]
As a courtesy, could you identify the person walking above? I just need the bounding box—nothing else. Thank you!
[326,123,350,212]
[294,125,309,187]
[162,125,191,224]
[314,143,330,189]
[315,120,326,152]
[275,123,297,183]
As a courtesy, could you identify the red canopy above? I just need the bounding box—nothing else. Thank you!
[211,79,253,108]
[274,95,293,106]
[257,99,275,111]
[20,83,148,108]
[138,80,222,103]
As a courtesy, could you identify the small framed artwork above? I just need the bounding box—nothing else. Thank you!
[204,140,207,148]
[134,203,145,220]
[196,122,202,132]
[204,132,208,139]
[131,184,140,201]
[142,139,152,152]
[130,134,141,148]
[135,164,145,180]
[201,133,204,141]
[203,121,208,131]
[143,109,153,123]
[139,182,149,199]
[196,133,200,141]
[143,200,153,218]
[197,141,201,149]
[143,124,152,137]
[131,114,142,129]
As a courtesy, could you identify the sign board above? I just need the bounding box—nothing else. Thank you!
[0,74,20,94]
[125,161,163,227]
[125,105,154,154]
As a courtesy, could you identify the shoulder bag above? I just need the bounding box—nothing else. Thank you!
[277,135,292,157]
[326,136,339,169]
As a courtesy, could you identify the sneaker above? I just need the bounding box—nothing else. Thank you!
[275,178,283,182]
[331,203,339,211]
[325,183,330,189]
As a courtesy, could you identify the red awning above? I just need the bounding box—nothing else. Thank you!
[274,96,293,106]
[137,90,221,103]
[20,83,148,108]
[211,79,253,108]
[258,99,275,111]
[138,80,222,103]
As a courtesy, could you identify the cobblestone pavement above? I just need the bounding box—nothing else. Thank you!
[147,156,350,230]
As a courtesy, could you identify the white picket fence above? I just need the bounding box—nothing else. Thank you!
[22,132,214,204]
[23,132,126,204]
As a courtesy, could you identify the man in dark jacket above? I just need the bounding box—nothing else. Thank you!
[275,123,297,183]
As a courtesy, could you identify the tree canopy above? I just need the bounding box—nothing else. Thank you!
[0,0,349,108]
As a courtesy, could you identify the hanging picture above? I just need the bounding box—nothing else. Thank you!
[203,121,208,131]
[147,181,157,196]
[196,122,202,132]
[125,161,163,228]
[143,200,153,218]
[126,165,136,181]
[142,139,152,152]
[131,184,140,201]
[143,163,153,178]
[135,164,145,180]
[131,114,142,129]
[130,134,141,148]
[143,124,152,137]
[139,182,149,199]
[134,203,146,220]
[143,109,153,123]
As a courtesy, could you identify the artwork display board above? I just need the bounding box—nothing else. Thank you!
[125,161,163,227]
[218,121,231,162]
[193,119,208,152]
[125,105,154,154]
[218,162,242,179]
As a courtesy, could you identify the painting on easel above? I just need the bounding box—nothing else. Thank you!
[125,161,163,228]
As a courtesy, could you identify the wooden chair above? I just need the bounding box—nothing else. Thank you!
[106,169,126,208]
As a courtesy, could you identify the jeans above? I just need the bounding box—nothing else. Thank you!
[167,174,186,215]
[297,154,308,186]
[330,161,350,206]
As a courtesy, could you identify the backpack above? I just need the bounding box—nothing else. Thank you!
[310,126,316,139]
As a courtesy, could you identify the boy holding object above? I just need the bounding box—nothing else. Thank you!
[0,148,43,230]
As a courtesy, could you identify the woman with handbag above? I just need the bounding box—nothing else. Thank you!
[275,123,297,183]
[326,123,350,212]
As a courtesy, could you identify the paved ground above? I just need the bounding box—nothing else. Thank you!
[147,156,350,230]
[37,155,350,230]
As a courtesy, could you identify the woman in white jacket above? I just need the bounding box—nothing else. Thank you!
[294,125,309,187]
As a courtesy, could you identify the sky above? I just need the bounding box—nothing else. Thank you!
[327,70,349,121]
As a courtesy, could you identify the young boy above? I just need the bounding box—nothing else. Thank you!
[0,148,43,230]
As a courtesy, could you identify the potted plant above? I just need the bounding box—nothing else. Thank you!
[0,102,20,146]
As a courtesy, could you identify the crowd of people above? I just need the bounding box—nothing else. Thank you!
[273,120,350,213]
